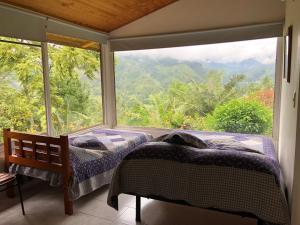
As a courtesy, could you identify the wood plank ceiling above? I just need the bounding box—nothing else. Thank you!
[1,0,177,32]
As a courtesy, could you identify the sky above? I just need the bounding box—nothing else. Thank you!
[118,38,278,65]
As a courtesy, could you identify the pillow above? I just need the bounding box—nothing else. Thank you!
[155,131,207,149]
[70,135,108,150]
[205,138,262,154]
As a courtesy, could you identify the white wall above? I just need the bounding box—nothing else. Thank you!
[278,0,300,224]
[110,0,285,38]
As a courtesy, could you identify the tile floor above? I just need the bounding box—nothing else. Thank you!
[0,180,257,225]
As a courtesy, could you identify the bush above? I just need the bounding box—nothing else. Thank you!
[211,99,272,134]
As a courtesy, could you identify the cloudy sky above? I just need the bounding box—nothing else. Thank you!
[118,38,277,64]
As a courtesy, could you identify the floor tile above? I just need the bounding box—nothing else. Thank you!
[77,198,127,221]
[115,200,257,225]
[0,182,257,225]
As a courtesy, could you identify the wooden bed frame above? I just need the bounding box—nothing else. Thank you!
[3,128,73,215]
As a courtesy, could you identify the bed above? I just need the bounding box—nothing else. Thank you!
[107,130,290,225]
[3,127,152,215]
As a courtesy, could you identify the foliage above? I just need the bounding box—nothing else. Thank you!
[48,45,102,135]
[247,89,274,108]
[0,39,102,141]
[0,39,275,142]
[116,60,274,135]
[211,99,272,134]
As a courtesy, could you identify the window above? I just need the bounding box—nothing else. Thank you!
[0,37,46,141]
[0,36,103,141]
[48,44,102,135]
[115,38,277,135]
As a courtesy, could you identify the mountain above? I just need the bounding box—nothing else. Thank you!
[204,58,275,82]
[116,55,275,82]
[114,55,275,100]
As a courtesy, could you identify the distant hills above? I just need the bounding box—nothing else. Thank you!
[116,56,275,83]
[114,55,275,100]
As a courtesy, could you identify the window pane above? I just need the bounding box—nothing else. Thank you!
[115,38,277,135]
[0,37,45,142]
[48,44,102,136]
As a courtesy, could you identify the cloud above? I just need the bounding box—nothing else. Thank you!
[117,38,277,64]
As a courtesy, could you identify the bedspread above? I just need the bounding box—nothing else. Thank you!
[107,131,290,225]
[10,128,152,200]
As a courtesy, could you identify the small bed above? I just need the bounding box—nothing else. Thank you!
[3,127,152,215]
[107,130,290,225]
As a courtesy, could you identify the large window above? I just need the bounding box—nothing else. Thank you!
[48,44,102,136]
[115,38,277,135]
[0,37,102,141]
[0,38,46,141]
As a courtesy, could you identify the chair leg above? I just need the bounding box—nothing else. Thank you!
[16,175,25,215]
[136,195,141,222]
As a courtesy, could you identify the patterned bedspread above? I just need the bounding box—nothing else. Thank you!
[10,128,152,200]
[107,131,290,225]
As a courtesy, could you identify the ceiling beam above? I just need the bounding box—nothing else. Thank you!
[81,41,96,49]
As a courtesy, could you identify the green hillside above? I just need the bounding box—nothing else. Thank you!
[115,55,275,102]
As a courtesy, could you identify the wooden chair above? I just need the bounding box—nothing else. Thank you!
[0,173,25,215]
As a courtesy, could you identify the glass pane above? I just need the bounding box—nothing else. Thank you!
[115,38,277,135]
[0,38,45,142]
[48,44,102,136]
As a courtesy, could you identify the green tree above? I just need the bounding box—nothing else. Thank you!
[0,39,102,140]
[211,98,272,134]
[48,45,102,135]
[0,40,45,140]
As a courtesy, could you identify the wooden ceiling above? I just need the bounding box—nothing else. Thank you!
[2,0,177,32]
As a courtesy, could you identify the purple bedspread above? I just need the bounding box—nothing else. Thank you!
[125,130,281,185]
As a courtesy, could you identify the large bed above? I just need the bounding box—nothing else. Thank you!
[3,127,152,214]
[107,130,290,225]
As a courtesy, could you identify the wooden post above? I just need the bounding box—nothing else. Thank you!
[60,135,73,215]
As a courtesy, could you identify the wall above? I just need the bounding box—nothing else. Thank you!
[279,0,300,224]
[110,0,285,38]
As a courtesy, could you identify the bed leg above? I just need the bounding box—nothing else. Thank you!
[257,219,265,225]
[64,189,73,215]
[6,186,15,198]
[136,195,141,222]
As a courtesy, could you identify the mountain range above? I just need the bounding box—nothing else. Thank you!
[115,55,275,92]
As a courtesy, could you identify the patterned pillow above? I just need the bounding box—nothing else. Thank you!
[155,131,207,149]
[70,135,108,150]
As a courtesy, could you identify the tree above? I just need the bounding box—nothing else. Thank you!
[211,98,272,134]
[48,45,101,135]
[0,39,102,140]
[0,39,45,140]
